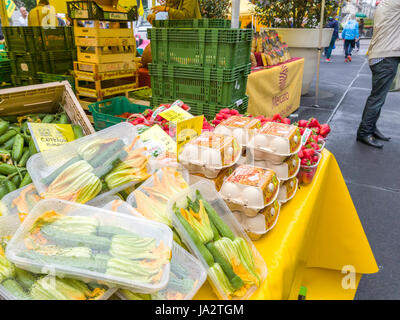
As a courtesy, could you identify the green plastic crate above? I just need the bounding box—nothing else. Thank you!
[3,26,74,53]
[0,59,11,84]
[153,19,231,28]
[37,72,75,92]
[0,51,8,61]
[42,50,76,75]
[8,52,51,77]
[148,28,252,68]
[10,75,41,87]
[150,63,250,105]
[67,1,136,21]
[150,95,249,120]
[89,96,149,131]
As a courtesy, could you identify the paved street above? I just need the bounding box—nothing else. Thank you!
[296,39,400,300]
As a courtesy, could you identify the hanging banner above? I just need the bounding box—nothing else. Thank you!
[5,0,16,18]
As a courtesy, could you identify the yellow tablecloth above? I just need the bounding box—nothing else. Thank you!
[194,149,378,300]
[246,58,304,118]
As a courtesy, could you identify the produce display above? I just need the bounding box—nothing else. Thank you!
[118,243,206,300]
[0,113,85,201]
[219,165,280,217]
[6,199,173,292]
[179,132,242,179]
[27,123,151,204]
[171,181,267,300]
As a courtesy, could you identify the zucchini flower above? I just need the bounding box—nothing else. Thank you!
[134,190,172,225]
[208,263,234,298]
[110,234,156,260]
[50,216,99,236]
[30,276,87,300]
[214,237,260,287]
[119,289,152,300]
[78,138,119,161]
[180,200,214,244]
[0,250,15,282]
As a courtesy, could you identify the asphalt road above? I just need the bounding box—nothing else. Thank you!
[296,39,400,300]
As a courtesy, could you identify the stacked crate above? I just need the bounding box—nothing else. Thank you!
[2,26,76,87]
[68,0,139,103]
[0,51,11,87]
[148,19,253,119]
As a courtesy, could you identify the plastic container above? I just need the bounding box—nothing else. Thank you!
[214,116,261,147]
[232,200,281,241]
[117,242,207,300]
[37,72,75,93]
[178,132,242,179]
[6,199,173,293]
[249,122,302,162]
[170,180,267,300]
[27,122,151,204]
[0,184,41,222]
[219,165,280,217]
[277,177,298,204]
[101,199,142,218]
[253,153,300,181]
[149,63,250,106]
[88,96,148,131]
[297,153,322,185]
[0,215,117,300]
[127,166,190,227]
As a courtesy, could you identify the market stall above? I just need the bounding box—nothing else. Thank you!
[247,58,304,118]
[194,150,378,299]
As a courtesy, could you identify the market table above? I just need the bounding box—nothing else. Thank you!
[194,149,378,300]
[246,58,304,118]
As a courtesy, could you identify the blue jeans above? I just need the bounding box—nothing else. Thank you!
[344,40,355,58]
[357,57,400,137]
[324,36,336,59]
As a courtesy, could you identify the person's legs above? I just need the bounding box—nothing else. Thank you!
[326,37,335,59]
[357,57,400,138]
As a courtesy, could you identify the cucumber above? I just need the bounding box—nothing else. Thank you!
[19,172,32,188]
[0,129,18,145]
[28,138,37,155]
[0,164,18,175]
[0,121,10,136]
[72,125,84,139]
[206,242,244,290]
[40,225,111,251]
[41,115,55,123]
[2,136,16,150]
[18,149,31,167]
[1,279,32,300]
[0,184,7,200]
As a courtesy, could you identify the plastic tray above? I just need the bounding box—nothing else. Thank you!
[6,199,173,293]
[117,242,207,300]
[253,154,301,181]
[0,214,116,300]
[127,166,190,227]
[170,180,267,300]
[27,122,151,204]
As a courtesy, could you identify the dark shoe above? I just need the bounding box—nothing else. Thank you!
[373,128,391,141]
[357,135,384,148]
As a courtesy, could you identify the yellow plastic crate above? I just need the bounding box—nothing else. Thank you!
[74,67,137,82]
[74,36,135,47]
[74,60,136,73]
[77,47,135,64]
[74,21,133,39]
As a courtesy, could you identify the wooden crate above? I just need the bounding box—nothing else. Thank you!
[77,46,136,64]
[74,64,137,81]
[75,60,136,73]
[74,36,135,47]
[0,81,95,135]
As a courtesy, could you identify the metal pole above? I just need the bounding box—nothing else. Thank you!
[313,0,326,108]
[231,0,240,29]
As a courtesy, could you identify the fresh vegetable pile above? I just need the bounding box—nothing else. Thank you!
[37,136,151,204]
[15,211,171,288]
[173,190,264,300]
[0,114,84,201]
[0,237,108,300]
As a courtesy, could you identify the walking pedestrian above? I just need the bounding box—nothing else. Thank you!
[341,14,359,62]
[18,7,28,26]
[324,16,339,62]
[355,18,365,52]
[357,0,400,148]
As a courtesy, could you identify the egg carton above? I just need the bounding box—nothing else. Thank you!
[214,116,261,148]
[233,200,281,241]
[278,177,298,204]
[219,165,280,217]
[253,154,300,181]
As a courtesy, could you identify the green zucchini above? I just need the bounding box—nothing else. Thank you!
[12,134,24,162]
[15,267,37,290]
[4,180,17,193]
[0,121,10,136]
[72,125,84,140]
[175,208,214,267]
[0,129,18,145]
[11,175,21,188]
[0,184,7,200]
[41,115,55,123]
[42,155,82,185]
[18,149,31,167]
[97,225,133,238]
[28,138,37,155]
[19,172,32,188]
[1,279,32,300]
[196,191,236,241]
[40,225,111,251]
[2,136,16,150]
[88,139,125,168]
[206,242,244,290]
[0,164,18,175]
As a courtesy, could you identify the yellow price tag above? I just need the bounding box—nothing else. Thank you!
[159,105,193,124]
[28,123,76,152]
[140,124,177,157]
[176,116,204,160]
